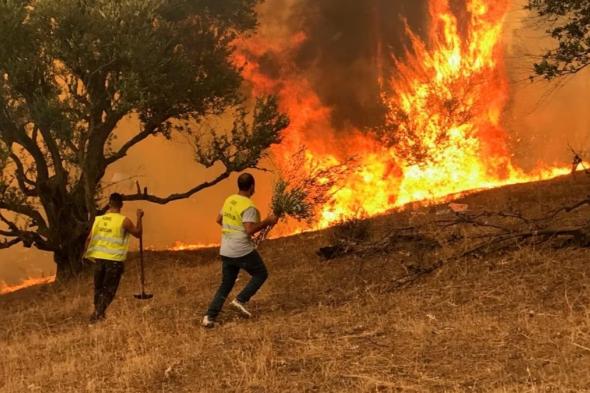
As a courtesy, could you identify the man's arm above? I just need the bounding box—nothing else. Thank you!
[123,209,144,239]
[244,214,278,237]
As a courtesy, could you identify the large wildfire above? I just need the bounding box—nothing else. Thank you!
[1,0,574,293]
[229,0,570,234]
[0,0,575,296]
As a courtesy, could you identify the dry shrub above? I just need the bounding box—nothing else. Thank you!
[330,211,372,246]
[270,148,350,221]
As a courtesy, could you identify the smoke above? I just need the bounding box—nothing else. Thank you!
[254,0,430,130]
[251,0,590,164]
[0,246,53,288]
[504,0,590,168]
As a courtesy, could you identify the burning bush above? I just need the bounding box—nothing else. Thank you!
[255,148,351,245]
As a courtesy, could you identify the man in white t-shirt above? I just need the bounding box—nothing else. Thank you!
[202,173,277,328]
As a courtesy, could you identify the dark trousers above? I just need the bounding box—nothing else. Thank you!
[206,250,268,318]
[93,259,124,317]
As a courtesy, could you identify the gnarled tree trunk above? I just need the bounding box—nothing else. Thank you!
[54,241,87,281]
[44,189,94,282]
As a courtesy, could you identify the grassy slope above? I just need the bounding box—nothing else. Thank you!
[1,176,590,393]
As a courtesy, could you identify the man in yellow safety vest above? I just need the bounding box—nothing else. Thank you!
[202,173,278,328]
[84,193,143,324]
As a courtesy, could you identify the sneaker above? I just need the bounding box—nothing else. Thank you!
[231,299,252,318]
[201,315,216,328]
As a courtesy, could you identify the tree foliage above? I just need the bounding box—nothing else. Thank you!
[526,0,590,79]
[0,0,289,279]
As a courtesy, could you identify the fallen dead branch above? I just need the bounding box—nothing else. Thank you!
[317,196,590,264]
[456,226,590,260]
[572,342,590,353]
[317,224,441,261]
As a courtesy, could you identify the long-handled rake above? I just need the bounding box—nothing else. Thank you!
[134,234,153,300]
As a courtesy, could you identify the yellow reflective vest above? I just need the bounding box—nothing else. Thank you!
[221,194,256,236]
[86,213,130,262]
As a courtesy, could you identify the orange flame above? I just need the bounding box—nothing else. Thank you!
[169,241,219,251]
[233,0,571,232]
[0,276,55,295]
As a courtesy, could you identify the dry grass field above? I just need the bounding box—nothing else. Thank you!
[2,175,590,393]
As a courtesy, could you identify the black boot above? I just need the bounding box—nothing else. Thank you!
[89,310,105,325]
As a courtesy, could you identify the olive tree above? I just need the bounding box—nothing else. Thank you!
[527,0,590,79]
[0,0,289,280]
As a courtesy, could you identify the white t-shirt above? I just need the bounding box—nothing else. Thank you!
[219,206,260,258]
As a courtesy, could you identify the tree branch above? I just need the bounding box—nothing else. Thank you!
[0,200,48,233]
[0,228,15,236]
[0,213,24,248]
[121,170,231,205]
[0,211,20,232]
[37,125,67,183]
[0,109,50,181]
[9,153,37,196]
[0,211,51,250]
[0,237,21,249]
[105,123,160,165]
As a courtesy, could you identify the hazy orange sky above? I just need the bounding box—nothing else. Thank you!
[1,0,589,287]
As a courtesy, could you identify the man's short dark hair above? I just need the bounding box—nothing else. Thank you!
[238,173,255,191]
[109,193,123,209]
